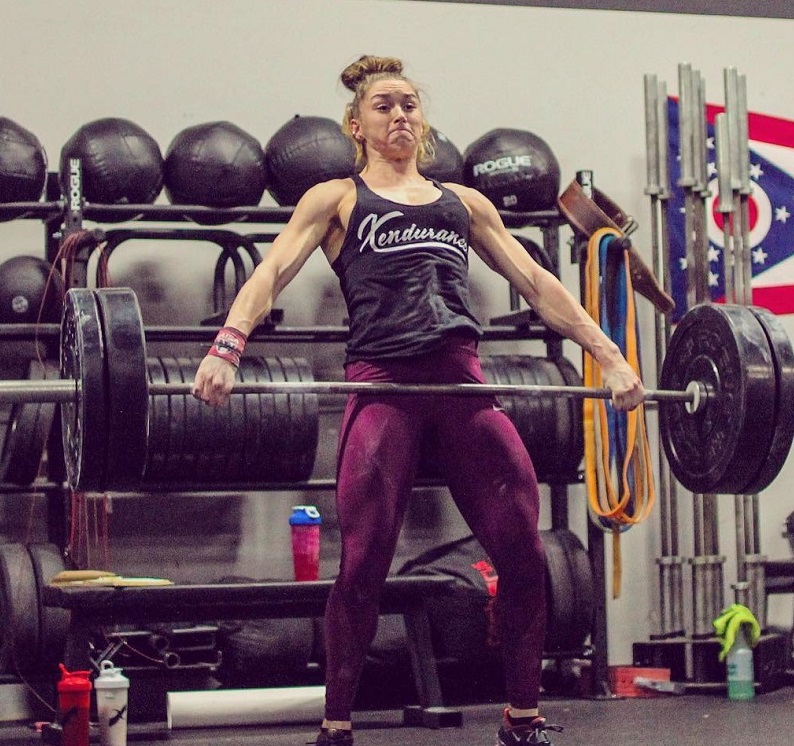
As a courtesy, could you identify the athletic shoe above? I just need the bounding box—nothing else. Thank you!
[312,727,354,745]
[496,709,563,745]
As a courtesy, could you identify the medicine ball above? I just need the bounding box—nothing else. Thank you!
[0,118,48,203]
[264,115,355,206]
[463,128,560,212]
[164,121,268,208]
[0,255,64,324]
[419,127,464,183]
[59,117,163,205]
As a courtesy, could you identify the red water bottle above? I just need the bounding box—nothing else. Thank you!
[289,505,322,581]
[57,664,92,746]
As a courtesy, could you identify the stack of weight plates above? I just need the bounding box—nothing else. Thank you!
[143,356,319,486]
[480,354,584,483]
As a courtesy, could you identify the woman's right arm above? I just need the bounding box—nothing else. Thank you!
[192,179,348,405]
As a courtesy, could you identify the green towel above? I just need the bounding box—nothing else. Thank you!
[712,604,761,662]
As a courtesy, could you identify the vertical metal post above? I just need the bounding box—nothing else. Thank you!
[645,73,684,638]
[575,169,611,696]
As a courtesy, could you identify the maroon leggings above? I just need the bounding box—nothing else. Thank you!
[323,338,547,720]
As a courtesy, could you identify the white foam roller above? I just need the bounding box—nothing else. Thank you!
[166,685,325,729]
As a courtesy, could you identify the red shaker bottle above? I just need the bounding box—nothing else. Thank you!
[289,505,322,581]
[57,664,92,746]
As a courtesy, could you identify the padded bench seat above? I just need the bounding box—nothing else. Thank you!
[42,575,463,728]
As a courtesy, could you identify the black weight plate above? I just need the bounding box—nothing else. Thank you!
[182,356,232,484]
[94,288,148,491]
[0,543,39,675]
[1,360,59,485]
[224,362,247,483]
[541,529,577,653]
[60,288,107,491]
[284,356,319,482]
[160,357,186,482]
[144,357,169,482]
[256,357,290,482]
[659,304,776,495]
[516,355,556,481]
[482,356,516,421]
[554,356,585,474]
[536,357,572,478]
[27,543,68,674]
[251,356,283,482]
[506,356,541,472]
[46,402,66,485]
[743,306,794,494]
[238,358,266,483]
[177,356,203,482]
[297,358,320,479]
[555,528,595,652]
[271,357,303,482]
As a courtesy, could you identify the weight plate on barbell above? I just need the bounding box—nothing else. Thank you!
[94,288,148,491]
[659,304,776,495]
[60,288,108,492]
[742,306,794,495]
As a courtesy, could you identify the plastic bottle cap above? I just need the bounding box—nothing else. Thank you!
[58,664,92,691]
[95,660,129,689]
[289,505,322,525]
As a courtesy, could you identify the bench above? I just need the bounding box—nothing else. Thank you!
[42,575,463,728]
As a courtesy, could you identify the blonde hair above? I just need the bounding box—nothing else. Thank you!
[340,54,434,169]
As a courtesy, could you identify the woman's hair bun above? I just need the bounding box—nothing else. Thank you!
[340,55,404,91]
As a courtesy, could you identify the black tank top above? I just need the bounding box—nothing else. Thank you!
[332,174,483,362]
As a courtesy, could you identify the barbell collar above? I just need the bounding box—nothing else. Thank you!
[0,377,701,410]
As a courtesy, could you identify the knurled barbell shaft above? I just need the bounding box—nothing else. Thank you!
[0,377,701,406]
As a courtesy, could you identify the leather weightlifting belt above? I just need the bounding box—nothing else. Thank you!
[558,180,675,316]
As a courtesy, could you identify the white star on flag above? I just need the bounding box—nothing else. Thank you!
[776,205,790,223]
[707,245,721,263]
[749,162,764,180]
[753,247,768,264]
[708,270,720,287]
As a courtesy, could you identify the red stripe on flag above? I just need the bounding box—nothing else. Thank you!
[750,285,794,315]
[670,98,794,149]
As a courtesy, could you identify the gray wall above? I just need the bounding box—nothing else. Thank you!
[1,0,793,667]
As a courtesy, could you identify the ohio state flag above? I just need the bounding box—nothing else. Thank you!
[667,98,794,320]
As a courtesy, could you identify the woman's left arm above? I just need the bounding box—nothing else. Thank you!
[449,184,645,410]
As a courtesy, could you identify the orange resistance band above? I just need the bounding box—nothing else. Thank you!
[583,228,656,598]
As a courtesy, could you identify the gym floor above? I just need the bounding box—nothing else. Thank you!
[2,689,794,746]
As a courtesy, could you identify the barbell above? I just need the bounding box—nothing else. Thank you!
[1,287,792,496]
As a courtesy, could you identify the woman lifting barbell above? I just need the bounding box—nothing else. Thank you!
[192,54,644,746]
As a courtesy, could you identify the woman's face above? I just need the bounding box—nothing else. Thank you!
[350,78,425,162]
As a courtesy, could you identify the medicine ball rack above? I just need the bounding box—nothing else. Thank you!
[0,167,611,718]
